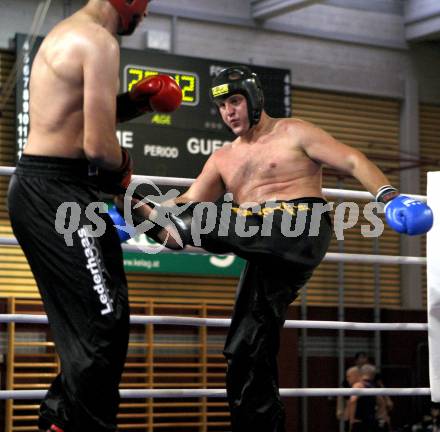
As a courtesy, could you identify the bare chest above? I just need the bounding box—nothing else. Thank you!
[218,137,306,191]
[224,145,279,182]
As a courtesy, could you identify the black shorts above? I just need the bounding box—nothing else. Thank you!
[188,197,332,270]
[8,155,129,432]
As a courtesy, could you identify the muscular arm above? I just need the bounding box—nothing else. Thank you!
[83,30,122,169]
[298,120,393,196]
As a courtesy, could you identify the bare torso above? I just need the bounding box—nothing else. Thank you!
[24,12,118,159]
[214,118,323,203]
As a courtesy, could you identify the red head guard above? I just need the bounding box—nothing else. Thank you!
[108,0,149,36]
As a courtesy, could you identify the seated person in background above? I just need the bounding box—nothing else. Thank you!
[338,366,362,431]
[348,364,380,432]
[337,354,371,428]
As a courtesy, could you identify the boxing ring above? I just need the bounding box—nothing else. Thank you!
[0,166,437,429]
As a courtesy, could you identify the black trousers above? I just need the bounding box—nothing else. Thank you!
[8,155,129,432]
[190,198,333,432]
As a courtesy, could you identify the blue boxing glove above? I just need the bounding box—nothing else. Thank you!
[385,196,433,235]
[107,196,189,248]
[376,186,433,235]
[107,203,135,243]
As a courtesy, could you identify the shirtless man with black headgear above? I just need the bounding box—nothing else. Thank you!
[115,66,432,432]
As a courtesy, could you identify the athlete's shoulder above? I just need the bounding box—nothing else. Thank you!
[214,138,236,155]
[80,23,119,58]
[276,117,324,142]
[58,14,119,59]
[277,117,315,130]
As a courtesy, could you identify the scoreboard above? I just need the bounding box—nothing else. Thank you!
[15,34,291,179]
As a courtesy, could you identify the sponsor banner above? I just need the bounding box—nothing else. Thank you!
[123,236,245,276]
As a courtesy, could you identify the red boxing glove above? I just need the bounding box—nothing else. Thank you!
[96,148,133,195]
[132,75,182,112]
[117,75,182,122]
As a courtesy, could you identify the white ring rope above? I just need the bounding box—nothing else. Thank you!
[0,387,431,400]
[0,237,427,266]
[0,167,429,401]
[0,314,428,331]
[0,166,427,202]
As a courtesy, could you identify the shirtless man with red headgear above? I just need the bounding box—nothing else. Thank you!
[8,1,181,431]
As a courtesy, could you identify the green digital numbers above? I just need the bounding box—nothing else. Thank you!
[125,66,199,106]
